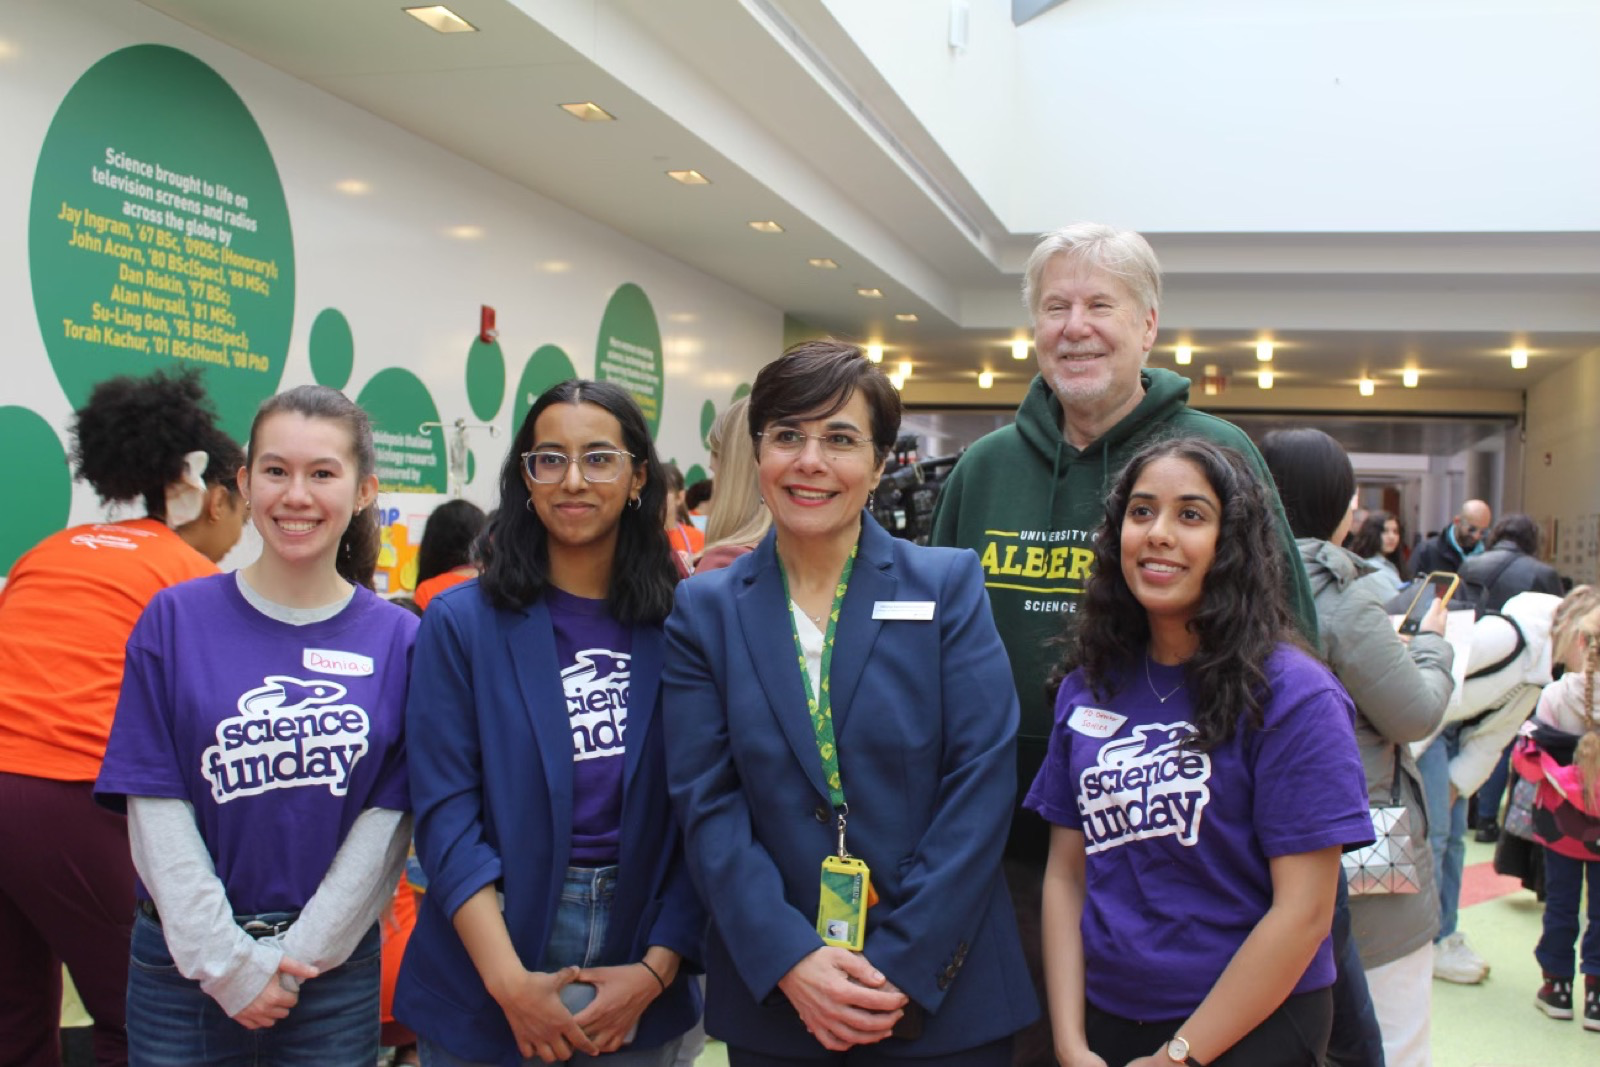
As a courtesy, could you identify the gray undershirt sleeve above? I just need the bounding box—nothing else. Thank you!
[127,796,283,1016]
[278,808,413,980]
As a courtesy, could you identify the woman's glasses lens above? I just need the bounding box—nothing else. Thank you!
[521,450,631,483]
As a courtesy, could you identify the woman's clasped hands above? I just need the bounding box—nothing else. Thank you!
[488,965,599,1064]
[778,946,909,1052]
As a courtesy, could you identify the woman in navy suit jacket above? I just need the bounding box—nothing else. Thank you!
[397,381,703,1067]
[663,343,1037,1066]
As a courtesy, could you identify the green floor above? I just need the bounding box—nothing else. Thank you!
[60,839,1593,1066]
[1430,837,1594,1067]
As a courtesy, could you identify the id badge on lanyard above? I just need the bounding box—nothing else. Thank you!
[781,543,877,952]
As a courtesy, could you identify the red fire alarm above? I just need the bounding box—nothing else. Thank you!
[479,305,497,344]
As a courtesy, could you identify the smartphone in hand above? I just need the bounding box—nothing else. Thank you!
[1398,571,1460,636]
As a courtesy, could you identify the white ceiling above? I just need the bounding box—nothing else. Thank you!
[137,0,1600,407]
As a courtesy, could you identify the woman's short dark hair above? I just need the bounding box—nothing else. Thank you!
[1062,436,1299,751]
[478,379,676,622]
[247,385,380,589]
[747,340,902,464]
[1259,428,1354,542]
[684,478,713,512]
[70,368,224,522]
[1487,513,1540,556]
[416,499,487,584]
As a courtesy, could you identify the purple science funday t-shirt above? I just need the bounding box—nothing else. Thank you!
[1024,644,1371,1021]
[548,587,631,866]
[95,573,416,914]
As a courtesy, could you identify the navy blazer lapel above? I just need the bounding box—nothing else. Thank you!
[505,599,573,836]
[828,517,895,738]
[623,623,661,793]
[736,535,834,803]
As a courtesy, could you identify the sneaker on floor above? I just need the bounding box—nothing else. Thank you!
[1537,974,1574,1019]
[1474,820,1500,843]
[1585,977,1600,1032]
[1433,931,1489,984]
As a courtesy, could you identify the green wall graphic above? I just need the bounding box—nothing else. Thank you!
[29,45,295,440]
[465,338,507,421]
[0,408,72,573]
[511,344,579,433]
[594,283,663,436]
[309,308,354,390]
[357,369,448,493]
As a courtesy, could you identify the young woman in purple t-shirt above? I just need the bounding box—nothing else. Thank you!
[97,385,418,1065]
[395,380,703,1067]
[1025,437,1372,1067]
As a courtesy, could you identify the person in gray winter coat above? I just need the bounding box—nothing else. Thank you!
[1262,429,1455,1067]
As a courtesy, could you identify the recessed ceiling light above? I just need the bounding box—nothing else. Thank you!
[897,359,913,379]
[747,220,784,234]
[1402,368,1419,388]
[559,101,615,122]
[1256,340,1274,362]
[807,258,839,269]
[1510,346,1529,369]
[666,312,698,324]
[334,179,370,195]
[0,38,18,60]
[857,287,884,299]
[1174,344,1193,365]
[978,370,994,389]
[895,313,918,322]
[865,344,884,364]
[666,169,710,185]
[1258,370,1274,390]
[887,372,905,391]
[538,260,570,273]
[404,5,476,33]
[1011,339,1030,361]
[445,225,484,239]
[1358,378,1375,397]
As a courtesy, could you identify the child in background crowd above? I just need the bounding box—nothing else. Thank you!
[1516,596,1600,1031]
[96,385,417,1065]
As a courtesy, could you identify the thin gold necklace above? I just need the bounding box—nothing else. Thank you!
[1145,654,1184,704]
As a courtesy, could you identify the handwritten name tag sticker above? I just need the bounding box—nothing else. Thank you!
[1066,705,1127,739]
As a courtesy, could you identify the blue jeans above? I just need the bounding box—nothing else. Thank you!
[419,867,681,1067]
[1418,728,1467,940]
[1535,850,1600,979]
[126,911,380,1066]
[1326,869,1385,1067]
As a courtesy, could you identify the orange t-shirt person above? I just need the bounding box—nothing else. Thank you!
[412,565,478,613]
[0,519,217,781]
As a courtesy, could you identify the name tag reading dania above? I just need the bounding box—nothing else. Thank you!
[871,601,935,621]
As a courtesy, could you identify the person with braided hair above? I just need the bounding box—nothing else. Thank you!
[1516,594,1600,1030]
[0,368,237,1067]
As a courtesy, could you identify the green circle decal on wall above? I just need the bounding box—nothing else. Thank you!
[465,338,506,421]
[309,308,354,390]
[29,45,295,440]
[699,399,717,448]
[594,283,663,436]
[511,344,579,433]
[357,368,448,494]
[0,408,72,573]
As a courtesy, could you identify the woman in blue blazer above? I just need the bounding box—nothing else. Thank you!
[397,380,703,1067]
[663,342,1037,1066]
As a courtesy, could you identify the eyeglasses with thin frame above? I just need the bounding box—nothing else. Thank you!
[757,428,872,460]
[520,449,635,484]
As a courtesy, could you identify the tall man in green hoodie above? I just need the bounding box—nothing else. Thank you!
[930,222,1321,1066]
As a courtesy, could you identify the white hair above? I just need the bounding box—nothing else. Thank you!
[1021,222,1163,317]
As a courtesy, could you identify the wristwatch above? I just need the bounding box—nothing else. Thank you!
[1166,1035,1204,1065]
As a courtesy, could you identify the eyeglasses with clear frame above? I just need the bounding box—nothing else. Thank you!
[520,449,635,483]
[757,429,872,460]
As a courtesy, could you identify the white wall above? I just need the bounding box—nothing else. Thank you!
[1524,349,1600,587]
[1,0,780,577]
[824,0,1600,234]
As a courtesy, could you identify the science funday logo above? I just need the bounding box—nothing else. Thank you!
[564,649,630,761]
[1077,722,1211,855]
[201,674,370,803]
